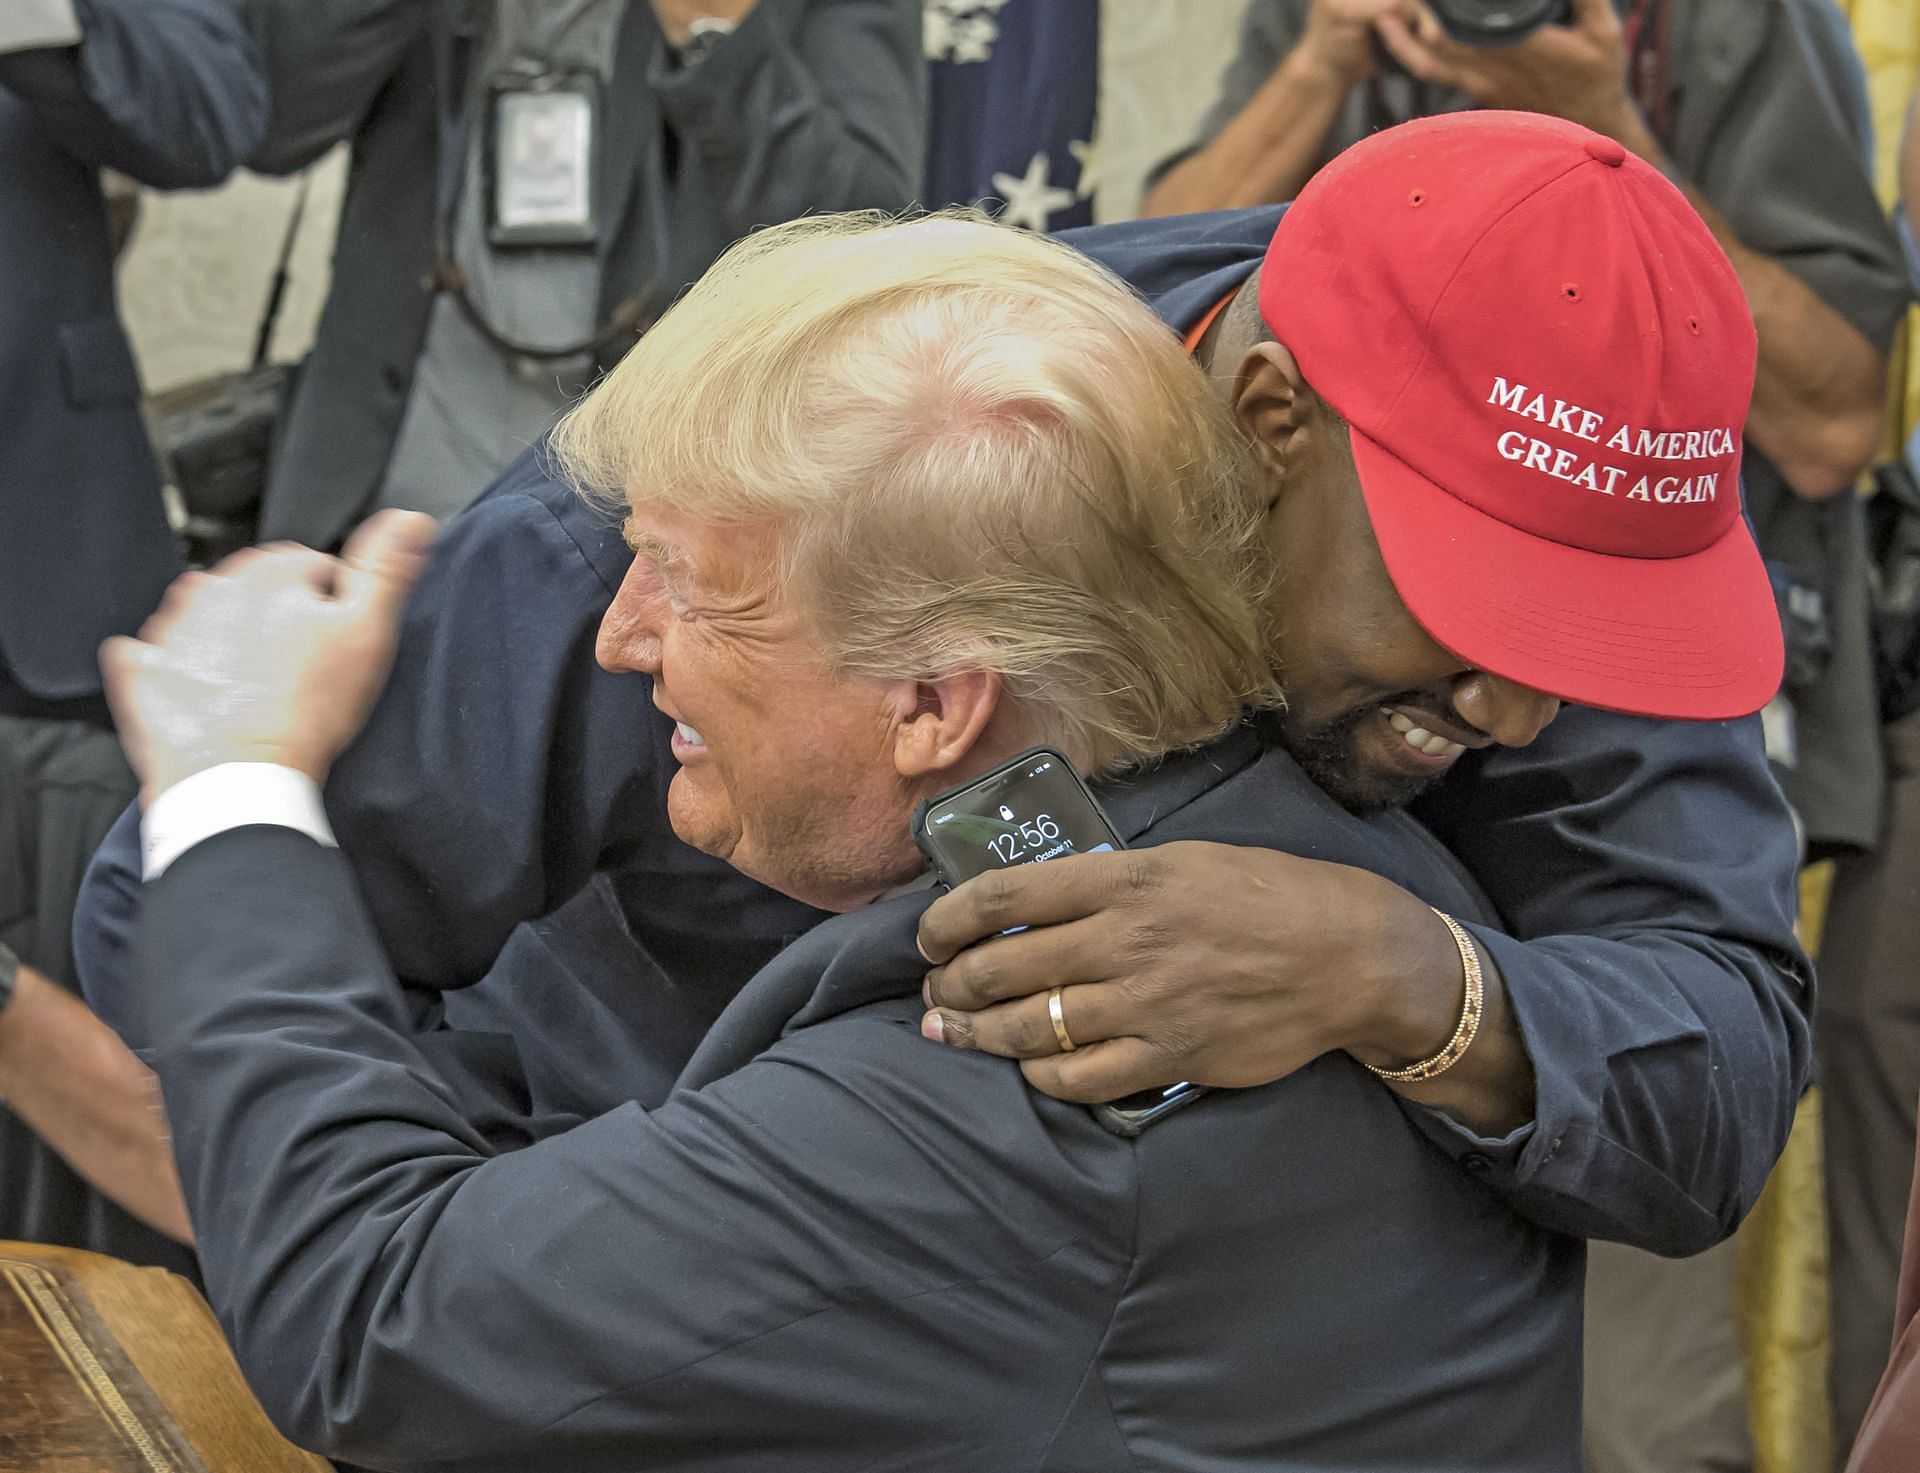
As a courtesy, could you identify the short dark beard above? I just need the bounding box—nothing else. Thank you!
[1270,706,1438,816]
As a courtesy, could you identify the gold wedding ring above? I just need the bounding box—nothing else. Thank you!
[1048,986,1077,1053]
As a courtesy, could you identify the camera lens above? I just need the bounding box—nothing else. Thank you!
[1425,0,1571,47]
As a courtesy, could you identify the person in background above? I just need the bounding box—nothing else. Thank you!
[239,0,925,550]
[1829,84,1920,1467]
[1139,3,1909,1466]
[0,0,261,1268]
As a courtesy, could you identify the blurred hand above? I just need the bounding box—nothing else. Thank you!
[1295,0,1426,88]
[1377,0,1638,139]
[650,0,758,47]
[103,511,437,805]
[915,841,1458,1103]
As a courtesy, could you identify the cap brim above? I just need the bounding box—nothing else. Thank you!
[1349,427,1784,721]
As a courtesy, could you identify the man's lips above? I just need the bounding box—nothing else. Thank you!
[668,720,707,764]
[654,694,707,757]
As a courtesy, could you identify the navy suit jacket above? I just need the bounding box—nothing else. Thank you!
[139,731,1582,1470]
[0,0,264,703]
[80,208,1812,1256]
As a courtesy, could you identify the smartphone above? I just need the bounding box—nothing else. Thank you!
[911,746,1122,888]
[910,747,1206,1137]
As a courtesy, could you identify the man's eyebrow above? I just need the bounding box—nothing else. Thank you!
[622,520,695,580]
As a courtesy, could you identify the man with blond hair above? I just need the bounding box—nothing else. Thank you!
[108,212,1583,1470]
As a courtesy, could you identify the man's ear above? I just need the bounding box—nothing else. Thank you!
[1231,341,1313,479]
[891,670,1001,781]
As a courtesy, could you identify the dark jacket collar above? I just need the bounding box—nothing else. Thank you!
[676,725,1266,1089]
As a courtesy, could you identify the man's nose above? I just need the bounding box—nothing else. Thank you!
[1451,672,1562,749]
[596,566,664,675]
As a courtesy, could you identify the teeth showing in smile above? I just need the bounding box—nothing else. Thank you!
[1386,710,1464,760]
[675,721,705,747]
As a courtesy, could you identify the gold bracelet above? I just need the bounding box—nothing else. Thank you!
[1362,908,1484,1084]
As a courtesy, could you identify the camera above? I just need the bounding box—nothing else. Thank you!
[1426,0,1571,46]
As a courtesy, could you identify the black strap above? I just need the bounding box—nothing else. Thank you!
[251,175,312,370]
[432,0,483,240]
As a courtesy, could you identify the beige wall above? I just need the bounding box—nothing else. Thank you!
[117,2,1250,393]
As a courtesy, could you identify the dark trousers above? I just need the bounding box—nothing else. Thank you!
[1821,710,1920,1461]
[0,712,195,1275]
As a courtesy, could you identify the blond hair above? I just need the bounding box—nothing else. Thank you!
[551,210,1280,773]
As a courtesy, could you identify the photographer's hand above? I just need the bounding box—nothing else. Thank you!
[1376,0,1637,138]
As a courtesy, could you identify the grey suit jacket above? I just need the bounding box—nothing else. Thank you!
[239,0,927,550]
[0,0,264,702]
[140,728,1581,1471]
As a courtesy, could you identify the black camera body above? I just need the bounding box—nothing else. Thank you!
[1427,0,1572,46]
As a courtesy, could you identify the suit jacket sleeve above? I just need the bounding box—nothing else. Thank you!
[1409,710,1813,1255]
[140,827,1124,1471]
[0,0,266,188]
[648,0,927,230]
[238,0,426,175]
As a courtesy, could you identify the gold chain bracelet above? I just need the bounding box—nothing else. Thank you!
[1362,908,1484,1084]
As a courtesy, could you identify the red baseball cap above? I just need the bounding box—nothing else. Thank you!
[1261,111,1781,720]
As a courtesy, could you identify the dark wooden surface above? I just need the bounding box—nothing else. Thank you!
[0,1241,331,1472]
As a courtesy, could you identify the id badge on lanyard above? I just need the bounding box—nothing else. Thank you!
[485,72,601,248]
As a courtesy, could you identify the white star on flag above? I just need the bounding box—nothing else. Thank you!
[991,151,1077,233]
[1068,138,1099,201]
[923,0,1012,64]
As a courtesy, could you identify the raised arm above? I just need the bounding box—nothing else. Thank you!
[1406,709,1810,1250]
[74,450,660,1029]
[918,708,1809,1256]
[0,0,266,188]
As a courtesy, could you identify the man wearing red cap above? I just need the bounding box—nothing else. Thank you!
[925,108,1790,1153]
[1108,3,1909,1460]
[919,111,1809,1466]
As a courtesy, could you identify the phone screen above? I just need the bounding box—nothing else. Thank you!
[913,748,1121,887]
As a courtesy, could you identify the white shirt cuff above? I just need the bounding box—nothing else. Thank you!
[0,0,81,54]
[142,763,338,881]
